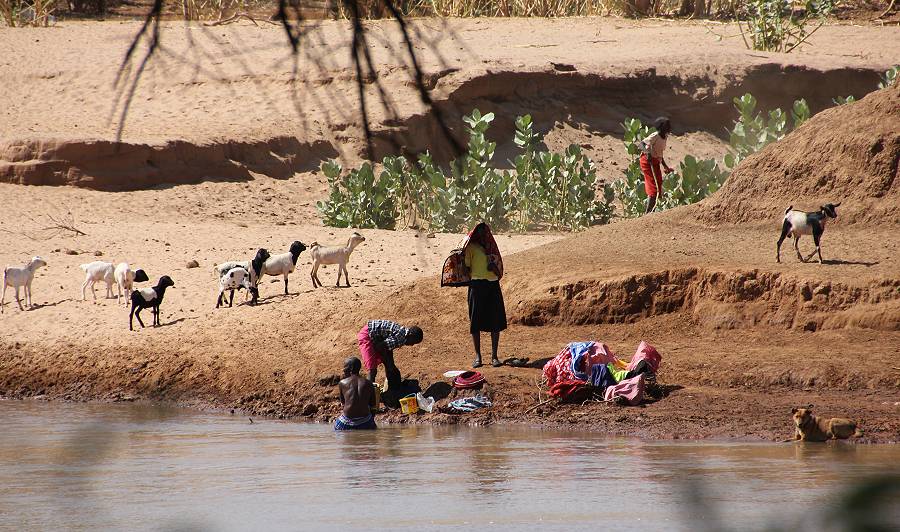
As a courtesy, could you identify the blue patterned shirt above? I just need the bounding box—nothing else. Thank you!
[367,320,408,350]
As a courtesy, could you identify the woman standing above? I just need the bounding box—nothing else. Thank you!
[640,117,674,214]
[464,222,507,368]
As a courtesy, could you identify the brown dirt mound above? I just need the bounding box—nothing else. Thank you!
[696,82,900,225]
[0,137,336,191]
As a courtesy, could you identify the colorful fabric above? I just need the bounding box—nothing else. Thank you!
[441,248,470,287]
[464,244,498,281]
[334,413,377,430]
[607,363,629,383]
[542,346,577,388]
[604,374,645,406]
[628,341,661,374]
[366,319,408,350]
[640,153,663,197]
[358,325,382,371]
[448,395,492,412]
[570,341,618,381]
[590,364,618,390]
[549,379,590,400]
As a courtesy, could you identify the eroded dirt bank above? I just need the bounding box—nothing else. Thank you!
[2,19,899,189]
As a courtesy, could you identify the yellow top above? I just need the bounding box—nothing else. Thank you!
[464,243,498,281]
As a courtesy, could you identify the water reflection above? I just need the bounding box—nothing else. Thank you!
[1,400,898,531]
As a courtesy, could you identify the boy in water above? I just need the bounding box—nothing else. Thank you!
[640,117,674,214]
[335,357,377,431]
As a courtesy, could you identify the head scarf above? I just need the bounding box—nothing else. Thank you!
[464,222,503,279]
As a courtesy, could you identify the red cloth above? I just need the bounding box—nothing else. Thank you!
[640,153,663,197]
[542,346,579,388]
[549,380,590,400]
[463,222,504,280]
[358,325,381,371]
[627,341,661,374]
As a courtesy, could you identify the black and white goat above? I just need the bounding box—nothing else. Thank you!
[776,203,840,264]
[213,248,270,305]
[262,240,306,295]
[129,275,175,330]
[216,266,258,308]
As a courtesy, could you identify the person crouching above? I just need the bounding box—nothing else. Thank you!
[334,357,377,431]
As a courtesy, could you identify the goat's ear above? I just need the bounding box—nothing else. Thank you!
[791,407,798,414]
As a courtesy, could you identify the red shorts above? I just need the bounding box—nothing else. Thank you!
[358,325,382,371]
[640,154,663,197]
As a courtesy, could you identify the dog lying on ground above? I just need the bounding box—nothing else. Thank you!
[791,406,861,442]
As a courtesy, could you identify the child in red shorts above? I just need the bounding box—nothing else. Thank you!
[639,117,674,214]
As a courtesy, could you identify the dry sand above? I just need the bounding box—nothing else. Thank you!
[1,18,898,441]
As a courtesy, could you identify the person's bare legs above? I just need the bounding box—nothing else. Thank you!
[490,331,500,366]
[472,332,482,368]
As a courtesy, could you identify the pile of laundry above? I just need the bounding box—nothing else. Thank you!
[542,341,661,405]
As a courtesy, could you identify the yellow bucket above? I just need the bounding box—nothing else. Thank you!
[399,394,419,415]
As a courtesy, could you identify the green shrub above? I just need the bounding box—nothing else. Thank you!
[317,160,399,229]
[318,110,614,232]
[879,66,899,89]
[738,0,833,53]
[724,93,809,170]
[833,95,856,106]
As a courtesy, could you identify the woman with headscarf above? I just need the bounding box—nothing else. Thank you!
[639,116,674,214]
[464,222,507,368]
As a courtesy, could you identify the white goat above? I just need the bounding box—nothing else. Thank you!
[2,256,47,313]
[216,266,257,308]
[80,261,116,301]
[310,232,366,288]
[114,263,149,305]
[262,241,306,295]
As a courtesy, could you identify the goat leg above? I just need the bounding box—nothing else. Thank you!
[15,286,23,311]
[134,307,145,329]
[794,236,805,262]
[229,289,235,307]
[344,265,351,287]
[0,283,5,313]
[283,276,288,295]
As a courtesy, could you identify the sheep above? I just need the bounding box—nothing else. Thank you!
[2,256,47,313]
[213,248,270,305]
[777,203,840,264]
[114,263,149,305]
[309,232,366,288]
[80,261,117,301]
[130,275,175,330]
[262,240,307,295]
[216,266,258,308]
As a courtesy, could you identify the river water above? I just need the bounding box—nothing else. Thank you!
[0,400,898,531]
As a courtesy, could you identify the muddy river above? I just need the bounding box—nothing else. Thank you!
[1,400,897,530]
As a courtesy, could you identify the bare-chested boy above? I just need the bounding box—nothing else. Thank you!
[334,357,377,431]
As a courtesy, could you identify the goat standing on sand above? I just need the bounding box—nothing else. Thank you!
[80,261,116,301]
[777,203,840,264]
[262,241,307,295]
[310,232,366,288]
[213,248,270,305]
[2,256,47,313]
[114,263,149,305]
[130,275,175,330]
[216,266,257,308]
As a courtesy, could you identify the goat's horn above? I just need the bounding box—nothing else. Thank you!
[834,202,841,207]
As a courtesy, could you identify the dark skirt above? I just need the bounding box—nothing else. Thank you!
[468,279,507,334]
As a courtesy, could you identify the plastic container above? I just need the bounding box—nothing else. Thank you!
[399,394,419,415]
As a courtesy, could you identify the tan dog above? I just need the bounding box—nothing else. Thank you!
[791,406,861,442]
